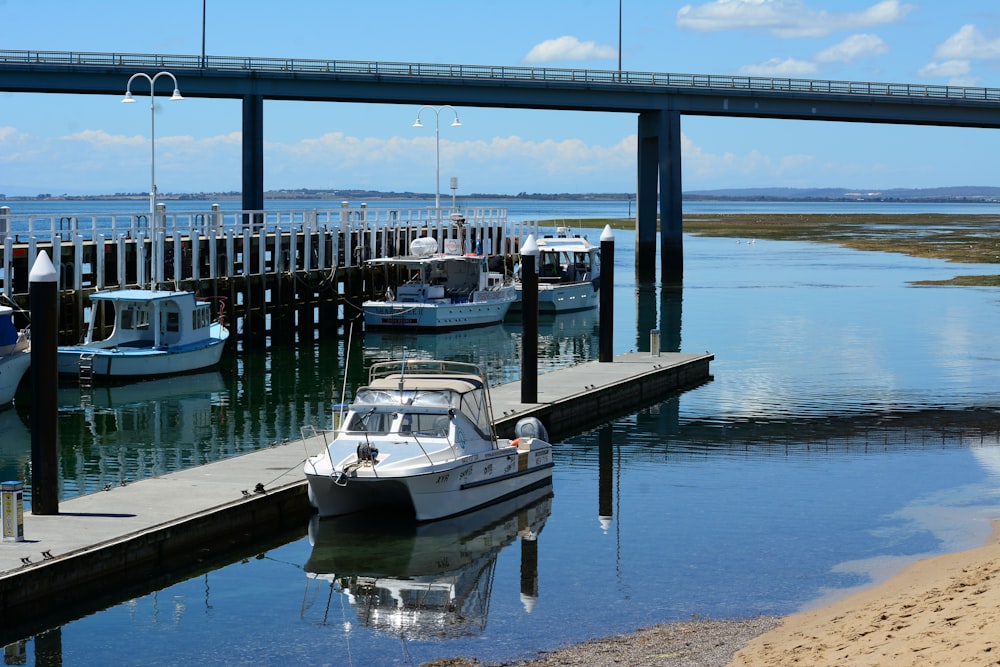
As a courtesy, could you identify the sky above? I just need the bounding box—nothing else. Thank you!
[3,0,1000,197]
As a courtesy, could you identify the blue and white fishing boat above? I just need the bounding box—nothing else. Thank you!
[57,289,229,381]
[0,305,31,406]
[511,227,601,314]
[363,238,516,331]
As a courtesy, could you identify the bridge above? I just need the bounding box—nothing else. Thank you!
[4,49,1000,282]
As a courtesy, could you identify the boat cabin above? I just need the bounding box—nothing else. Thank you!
[345,374,494,442]
[376,255,494,304]
[86,289,216,349]
[536,234,600,284]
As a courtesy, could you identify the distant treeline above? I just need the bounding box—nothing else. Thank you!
[6,186,1000,203]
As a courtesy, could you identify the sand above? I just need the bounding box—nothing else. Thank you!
[729,520,1000,666]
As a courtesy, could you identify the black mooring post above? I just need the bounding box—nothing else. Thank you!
[599,225,615,362]
[30,251,60,515]
[520,531,540,604]
[598,423,614,532]
[520,235,539,404]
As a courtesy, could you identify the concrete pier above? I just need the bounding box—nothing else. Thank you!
[0,351,711,640]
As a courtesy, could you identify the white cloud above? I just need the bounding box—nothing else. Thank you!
[737,57,818,76]
[917,59,971,78]
[523,36,617,63]
[934,24,1000,60]
[815,34,888,63]
[676,0,915,38]
[681,133,792,183]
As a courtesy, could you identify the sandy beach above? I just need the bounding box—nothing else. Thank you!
[729,520,1000,666]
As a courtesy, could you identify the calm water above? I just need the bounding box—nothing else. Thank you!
[4,200,1000,665]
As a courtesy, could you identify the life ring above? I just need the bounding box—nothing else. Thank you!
[511,438,521,448]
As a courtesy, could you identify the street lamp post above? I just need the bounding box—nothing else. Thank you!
[413,105,461,212]
[122,71,184,288]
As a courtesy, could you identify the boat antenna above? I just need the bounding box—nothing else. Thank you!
[337,322,355,429]
[397,346,407,397]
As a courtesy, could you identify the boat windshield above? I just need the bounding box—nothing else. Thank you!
[343,407,450,437]
[353,388,455,409]
[344,409,394,434]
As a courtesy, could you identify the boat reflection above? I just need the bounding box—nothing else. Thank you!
[57,372,229,493]
[0,406,31,483]
[362,324,519,383]
[509,308,599,372]
[302,483,553,640]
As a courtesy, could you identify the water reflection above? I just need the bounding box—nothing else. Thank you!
[362,324,520,385]
[303,484,553,640]
[0,407,31,485]
[56,372,228,496]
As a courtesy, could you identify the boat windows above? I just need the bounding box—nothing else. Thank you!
[192,305,212,330]
[398,412,450,437]
[166,312,180,333]
[345,409,393,434]
[120,307,150,330]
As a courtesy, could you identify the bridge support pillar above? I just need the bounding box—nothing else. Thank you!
[242,95,264,212]
[636,110,683,285]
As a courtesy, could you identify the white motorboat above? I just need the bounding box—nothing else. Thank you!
[57,289,229,381]
[0,305,30,406]
[303,358,553,521]
[302,483,553,638]
[362,238,516,330]
[511,227,601,313]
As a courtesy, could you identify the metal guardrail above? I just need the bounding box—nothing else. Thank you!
[2,49,999,102]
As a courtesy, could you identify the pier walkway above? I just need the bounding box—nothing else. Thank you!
[0,351,712,640]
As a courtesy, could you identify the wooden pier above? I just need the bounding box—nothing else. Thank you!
[0,351,713,641]
[0,204,535,347]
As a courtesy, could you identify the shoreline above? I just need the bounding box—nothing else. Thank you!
[729,519,1000,666]
[437,519,1000,667]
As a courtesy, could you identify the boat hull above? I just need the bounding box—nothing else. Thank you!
[363,298,513,331]
[306,445,554,522]
[0,349,31,405]
[512,280,598,313]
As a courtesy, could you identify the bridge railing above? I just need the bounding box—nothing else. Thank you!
[3,49,999,102]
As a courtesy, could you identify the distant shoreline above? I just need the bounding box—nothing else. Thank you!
[4,186,1000,205]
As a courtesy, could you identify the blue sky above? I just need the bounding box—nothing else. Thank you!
[3,0,1000,196]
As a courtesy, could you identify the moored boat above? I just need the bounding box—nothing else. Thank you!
[57,289,229,381]
[363,238,516,331]
[303,358,553,521]
[511,227,601,314]
[0,305,31,406]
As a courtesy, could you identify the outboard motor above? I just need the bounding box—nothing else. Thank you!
[514,417,549,443]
